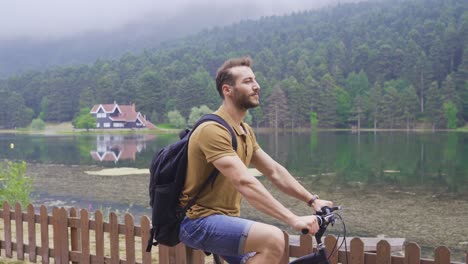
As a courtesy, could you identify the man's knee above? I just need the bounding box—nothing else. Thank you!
[245,223,285,256]
[266,226,285,253]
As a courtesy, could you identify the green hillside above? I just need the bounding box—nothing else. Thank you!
[0,0,466,129]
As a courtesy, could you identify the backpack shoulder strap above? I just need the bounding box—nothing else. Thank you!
[191,114,237,151]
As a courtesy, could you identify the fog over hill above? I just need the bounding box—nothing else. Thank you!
[0,0,371,77]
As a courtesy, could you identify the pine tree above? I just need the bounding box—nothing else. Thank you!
[380,86,401,129]
[441,74,460,109]
[425,81,444,129]
[135,69,168,123]
[335,86,351,128]
[400,85,419,130]
[349,94,368,130]
[281,77,309,128]
[264,86,290,129]
[316,74,339,127]
[369,82,384,129]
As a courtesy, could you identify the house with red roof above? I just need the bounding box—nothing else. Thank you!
[90,102,156,129]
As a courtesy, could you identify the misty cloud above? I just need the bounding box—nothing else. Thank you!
[0,0,366,40]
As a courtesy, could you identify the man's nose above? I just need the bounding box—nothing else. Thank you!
[254,81,261,90]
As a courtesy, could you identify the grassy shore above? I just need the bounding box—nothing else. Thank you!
[0,258,25,264]
[0,122,177,135]
[2,121,467,135]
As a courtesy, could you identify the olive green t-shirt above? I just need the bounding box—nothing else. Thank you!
[180,105,260,219]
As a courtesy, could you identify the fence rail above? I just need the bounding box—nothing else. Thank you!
[1,202,467,264]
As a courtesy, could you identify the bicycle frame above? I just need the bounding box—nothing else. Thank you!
[289,206,340,264]
[289,239,329,264]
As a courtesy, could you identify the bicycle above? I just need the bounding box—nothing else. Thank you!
[212,206,346,264]
[289,205,345,264]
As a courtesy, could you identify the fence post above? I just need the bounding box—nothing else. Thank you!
[281,231,290,264]
[140,216,152,264]
[376,240,391,264]
[27,204,37,262]
[3,202,12,258]
[185,247,205,264]
[350,237,364,264]
[52,207,70,264]
[159,245,170,263]
[40,205,49,264]
[404,242,421,264]
[80,209,90,264]
[110,212,120,264]
[52,207,61,264]
[325,235,338,264]
[434,246,451,264]
[59,208,70,263]
[175,243,188,263]
[94,210,105,263]
[70,207,80,264]
[300,234,314,255]
[15,203,24,260]
[125,214,136,264]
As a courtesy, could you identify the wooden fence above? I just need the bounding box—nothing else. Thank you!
[1,202,467,264]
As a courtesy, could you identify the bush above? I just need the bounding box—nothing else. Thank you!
[73,108,96,130]
[188,105,213,127]
[0,161,33,207]
[310,111,318,128]
[443,101,458,129]
[30,118,46,130]
[167,110,186,128]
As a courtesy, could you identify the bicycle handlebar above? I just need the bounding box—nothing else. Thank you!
[290,206,343,264]
[301,206,341,235]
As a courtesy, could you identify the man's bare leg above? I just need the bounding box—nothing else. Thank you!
[244,222,285,264]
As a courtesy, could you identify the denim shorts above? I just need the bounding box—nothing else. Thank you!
[179,214,256,264]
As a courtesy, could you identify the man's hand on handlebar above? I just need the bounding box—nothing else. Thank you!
[291,215,320,235]
[289,198,335,235]
[291,198,335,235]
[311,198,333,212]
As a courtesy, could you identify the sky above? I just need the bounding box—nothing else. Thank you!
[0,0,363,40]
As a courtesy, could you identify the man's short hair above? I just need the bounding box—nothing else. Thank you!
[215,57,253,98]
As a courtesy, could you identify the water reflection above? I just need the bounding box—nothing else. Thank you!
[90,134,156,163]
[256,131,468,197]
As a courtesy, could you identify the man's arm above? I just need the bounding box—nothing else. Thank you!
[251,148,331,211]
[212,154,319,233]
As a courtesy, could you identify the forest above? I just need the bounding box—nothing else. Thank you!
[0,0,466,129]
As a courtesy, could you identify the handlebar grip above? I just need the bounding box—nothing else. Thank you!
[301,216,324,234]
[332,206,341,211]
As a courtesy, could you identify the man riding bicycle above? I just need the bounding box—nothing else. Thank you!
[179,57,333,264]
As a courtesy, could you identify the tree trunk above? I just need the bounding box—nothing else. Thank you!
[420,70,425,113]
[274,104,278,130]
[357,113,361,131]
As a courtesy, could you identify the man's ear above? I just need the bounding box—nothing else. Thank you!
[222,84,232,96]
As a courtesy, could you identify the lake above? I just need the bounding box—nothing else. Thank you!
[1,131,467,261]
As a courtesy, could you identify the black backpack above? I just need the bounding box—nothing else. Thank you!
[146,114,237,251]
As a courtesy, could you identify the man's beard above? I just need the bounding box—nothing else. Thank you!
[234,91,259,110]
